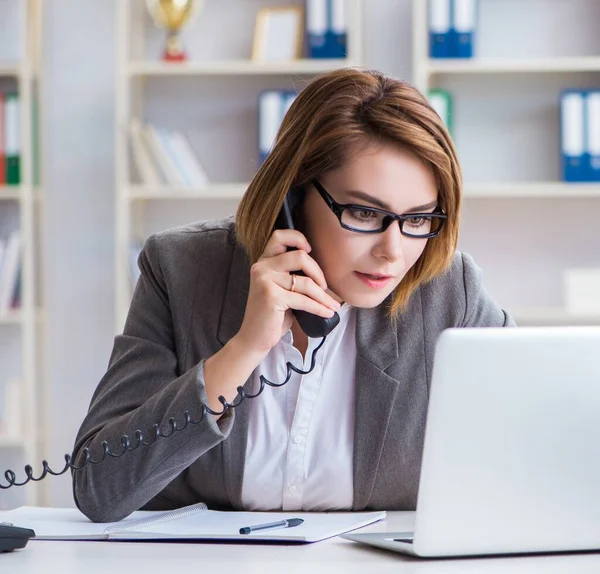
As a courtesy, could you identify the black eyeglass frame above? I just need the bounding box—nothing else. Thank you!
[311,179,448,238]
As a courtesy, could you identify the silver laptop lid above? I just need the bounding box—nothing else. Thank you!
[412,327,600,558]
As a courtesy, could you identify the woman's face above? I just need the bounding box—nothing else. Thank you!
[302,142,439,308]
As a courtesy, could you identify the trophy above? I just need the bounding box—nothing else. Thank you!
[146,0,203,62]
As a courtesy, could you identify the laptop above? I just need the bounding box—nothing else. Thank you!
[342,326,600,558]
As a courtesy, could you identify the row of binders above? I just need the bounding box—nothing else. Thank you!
[561,90,600,182]
[129,119,209,188]
[0,92,20,186]
[429,0,478,59]
[306,0,347,59]
[0,231,21,314]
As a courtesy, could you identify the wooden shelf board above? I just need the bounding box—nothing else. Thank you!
[427,56,600,75]
[127,184,247,200]
[0,436,24,448]
[128,59,362,77]
[464,182,600,198]
[0,310,23,325]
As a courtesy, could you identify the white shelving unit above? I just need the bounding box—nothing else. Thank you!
[413,0,600,326]
[115,0,364,328]
[0,0,44,507]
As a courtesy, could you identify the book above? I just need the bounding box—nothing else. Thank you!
[428,89,453,136]
[452,0,477,59]
[0,230,21,313]
[0,93,5,185]
[129,119,161,186]
[4,93,20,185]
[586,91,600,181]
[429,0,452,58]
[560,90,586,182]
[0,503,386,543]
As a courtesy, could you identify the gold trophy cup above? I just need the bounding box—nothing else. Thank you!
[146,0,203,62]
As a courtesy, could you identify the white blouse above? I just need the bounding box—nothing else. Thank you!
[241,303,357,511]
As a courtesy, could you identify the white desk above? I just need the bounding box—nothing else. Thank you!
[2,512,600,573]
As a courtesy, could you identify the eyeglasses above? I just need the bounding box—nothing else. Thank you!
[311,179,447,238]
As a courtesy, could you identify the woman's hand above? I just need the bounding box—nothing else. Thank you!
[234,229,341,357]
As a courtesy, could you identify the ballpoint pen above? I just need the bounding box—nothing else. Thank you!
[239,518,304,535]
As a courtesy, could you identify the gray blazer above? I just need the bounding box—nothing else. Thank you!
[72,217,514,523]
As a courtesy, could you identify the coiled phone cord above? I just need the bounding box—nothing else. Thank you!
[0,336,326,489]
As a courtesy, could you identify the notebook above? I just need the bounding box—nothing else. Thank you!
[0,503,386,543]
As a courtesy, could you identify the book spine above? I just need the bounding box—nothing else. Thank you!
[586,91,600,181]
[5,93,20,186]
[0,231,21,313]
[0,92,6,186]
[129,118,162,185]
[560,90,586,182]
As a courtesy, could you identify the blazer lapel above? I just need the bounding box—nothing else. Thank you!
[352,302,402,510]
[216,237,252,509]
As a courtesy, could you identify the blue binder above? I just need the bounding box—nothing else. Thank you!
[330,0,347,59]
[585,91,600,181]
[452,0,477,58]
[307,0,346,59]
[429,0,452,58]
[560,90,586,182]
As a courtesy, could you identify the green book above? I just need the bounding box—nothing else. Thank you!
[5,92,20,185]
[428,89,453,138]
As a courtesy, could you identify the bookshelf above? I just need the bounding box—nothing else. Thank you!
[0,0,44,508]
[413,0,600,326]
[115,0,365,329]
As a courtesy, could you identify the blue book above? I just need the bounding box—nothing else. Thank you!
[560,90,586,182]
[452,0,477,58]
[585,91,600,181]
[429,0,452,58]
[306,0,329,58]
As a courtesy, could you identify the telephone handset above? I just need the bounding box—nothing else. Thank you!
[275,191,340,338]
[0,193,336,528]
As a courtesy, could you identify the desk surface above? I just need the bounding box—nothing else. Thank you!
[3,511,600,573]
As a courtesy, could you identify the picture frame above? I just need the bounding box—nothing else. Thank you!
[252,6,304,62]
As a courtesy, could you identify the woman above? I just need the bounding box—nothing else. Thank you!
[72,68,514,523]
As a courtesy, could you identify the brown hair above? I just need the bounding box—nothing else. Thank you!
[235,68,462,316]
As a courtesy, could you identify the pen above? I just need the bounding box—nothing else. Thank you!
[239,518,304,535]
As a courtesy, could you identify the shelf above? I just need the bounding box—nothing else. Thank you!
[464,182,600,198]
[0,310,23,325]
[127,184,247,201]
[0,187,22,200]
[0,436,24,448]
[127,59,362,77]
[426,56,600,75]
[0,63,21,77]
[127,182,600,201]
[511,307,600,326]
